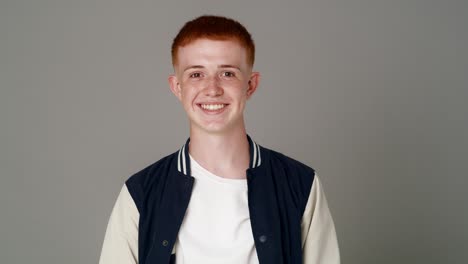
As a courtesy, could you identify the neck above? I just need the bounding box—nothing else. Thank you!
[189,126,250,179]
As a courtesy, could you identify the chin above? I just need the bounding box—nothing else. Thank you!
[189,115,244,135]
[190,121,233,135]
[200,125,231,134]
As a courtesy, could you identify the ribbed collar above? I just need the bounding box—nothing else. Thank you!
[176,134,262,176]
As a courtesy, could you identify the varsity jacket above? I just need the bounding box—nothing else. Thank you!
[99,136,340,264]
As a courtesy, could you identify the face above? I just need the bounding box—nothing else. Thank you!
[169,38,260,135]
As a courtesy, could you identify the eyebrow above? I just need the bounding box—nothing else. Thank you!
[182,64,241,73]
[183,65,204,73]
[218,64,241,71]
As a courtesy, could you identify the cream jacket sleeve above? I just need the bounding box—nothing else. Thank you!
[99,185,139,264]
[301,175,341,263]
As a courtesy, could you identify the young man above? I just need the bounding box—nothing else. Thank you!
[99,15,340,264]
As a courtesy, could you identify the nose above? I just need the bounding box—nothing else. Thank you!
[203,76,223,97]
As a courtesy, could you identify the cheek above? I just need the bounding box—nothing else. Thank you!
[180,88,197,107]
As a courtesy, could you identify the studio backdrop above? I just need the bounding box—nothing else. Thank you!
[1,1,467,263]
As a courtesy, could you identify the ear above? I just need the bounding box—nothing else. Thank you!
[168,74,182,101]
[246,72,260,99]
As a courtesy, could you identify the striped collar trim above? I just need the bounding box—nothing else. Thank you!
[177,138,191,175]
[177,135,262,175]
[248,134,262,168]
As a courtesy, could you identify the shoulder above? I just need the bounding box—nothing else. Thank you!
[259,144,317,214]
[261,145,316,179]
[124,150,179,211]
[126,151,177,186]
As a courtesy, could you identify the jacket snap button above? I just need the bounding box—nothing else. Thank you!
[162,240,169,246]
[259,235,267,243]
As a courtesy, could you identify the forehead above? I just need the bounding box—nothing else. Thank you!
[175,39,249,70]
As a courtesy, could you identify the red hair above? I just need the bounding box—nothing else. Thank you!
[171,15,255,67]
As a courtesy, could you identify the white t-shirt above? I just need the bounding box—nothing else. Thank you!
[174,155,259,264]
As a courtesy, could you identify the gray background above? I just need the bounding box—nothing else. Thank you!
[1,0,467,263]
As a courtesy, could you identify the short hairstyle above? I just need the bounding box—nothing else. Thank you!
[171,15,255,67]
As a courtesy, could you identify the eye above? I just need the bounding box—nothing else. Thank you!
[221,71,235,78]
[189,72,202,78]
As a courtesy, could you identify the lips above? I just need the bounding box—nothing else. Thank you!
[197,103,229,113]
[200,104,226,110]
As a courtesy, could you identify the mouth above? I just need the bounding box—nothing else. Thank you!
[197,103,229,113]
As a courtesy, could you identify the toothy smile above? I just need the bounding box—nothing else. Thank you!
[200,104,227,110]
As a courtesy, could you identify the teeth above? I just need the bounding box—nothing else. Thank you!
[201,104,226,110]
